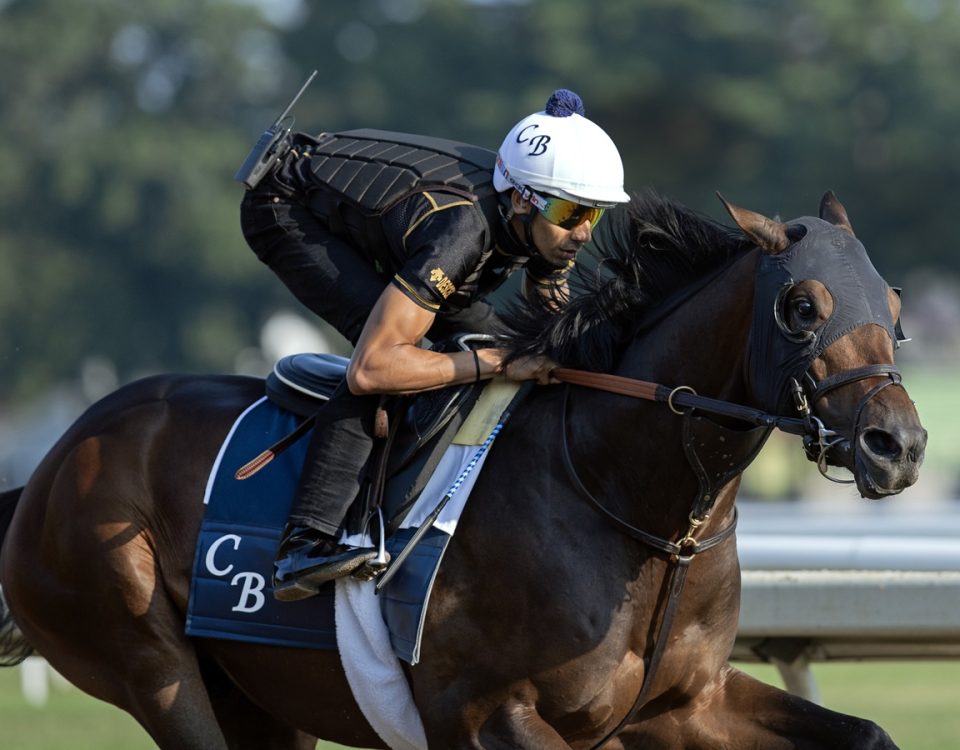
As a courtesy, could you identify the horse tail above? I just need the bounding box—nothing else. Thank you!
[0,487,35,666]
[0,486,22,549]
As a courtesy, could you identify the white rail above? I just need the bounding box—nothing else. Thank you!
[732,501,960,701]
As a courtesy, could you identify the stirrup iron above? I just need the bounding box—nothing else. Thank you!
[353,507,390,581]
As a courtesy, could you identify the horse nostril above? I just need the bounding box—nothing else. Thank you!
[907,427,928,464]
[861,428,902,461]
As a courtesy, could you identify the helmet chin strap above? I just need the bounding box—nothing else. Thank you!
[519,212,538,252]
[499,193,546,261]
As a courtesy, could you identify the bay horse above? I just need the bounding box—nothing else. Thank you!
[0,190,926,749]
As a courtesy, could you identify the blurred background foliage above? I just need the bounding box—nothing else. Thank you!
[0,0,957,432]
[2,0,959,397]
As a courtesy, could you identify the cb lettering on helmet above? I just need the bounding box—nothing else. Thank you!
[517,124,551,157]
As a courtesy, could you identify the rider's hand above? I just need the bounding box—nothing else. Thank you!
[500,354,559,385]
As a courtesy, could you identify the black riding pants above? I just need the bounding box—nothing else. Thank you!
[240,181,501,539]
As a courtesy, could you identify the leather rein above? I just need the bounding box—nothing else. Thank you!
[553,363,901,749]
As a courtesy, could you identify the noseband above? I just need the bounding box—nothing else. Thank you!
[791,364,902,483]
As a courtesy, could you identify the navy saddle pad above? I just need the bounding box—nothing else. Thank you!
[185,355,466,663]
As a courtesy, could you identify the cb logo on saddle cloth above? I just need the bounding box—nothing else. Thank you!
[204,534,269,614]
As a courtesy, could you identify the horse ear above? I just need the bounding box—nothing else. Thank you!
[819,190,856,237]
[716,192,791,255]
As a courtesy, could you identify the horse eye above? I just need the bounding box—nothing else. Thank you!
[794,298,815,319]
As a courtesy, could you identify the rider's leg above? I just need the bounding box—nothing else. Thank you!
[242,186,391,600]
[289,384,378,538]
[273,382,382,600]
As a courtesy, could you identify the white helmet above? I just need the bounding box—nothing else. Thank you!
[493,89,630,208]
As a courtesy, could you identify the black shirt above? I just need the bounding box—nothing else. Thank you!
[384,190,570,314]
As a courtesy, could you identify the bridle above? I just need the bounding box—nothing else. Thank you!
[770,271,906,483]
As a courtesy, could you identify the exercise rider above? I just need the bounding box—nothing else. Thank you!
[238,88,629,601]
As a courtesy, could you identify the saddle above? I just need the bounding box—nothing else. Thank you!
[259,336,487,540]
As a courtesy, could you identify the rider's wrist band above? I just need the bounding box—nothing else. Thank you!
[472,350,481,383]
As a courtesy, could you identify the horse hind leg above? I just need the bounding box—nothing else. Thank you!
[618,664,898,750]
[3,477,232,747]
[12,544,234,747]
[15,549,310,750]
[4,418,309,748]
[3,583,305,750]
[0,488,34,667]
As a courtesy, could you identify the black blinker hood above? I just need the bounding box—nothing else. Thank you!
[748,217,899,414]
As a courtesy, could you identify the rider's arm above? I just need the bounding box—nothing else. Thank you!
[346,285,552,395]
[347,195,555,395]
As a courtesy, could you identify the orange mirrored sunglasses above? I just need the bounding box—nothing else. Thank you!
[533,193,605,229]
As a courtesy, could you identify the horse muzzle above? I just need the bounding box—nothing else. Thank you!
[853,421,927,499]
[796,362,927,499]
[820,418,927,499]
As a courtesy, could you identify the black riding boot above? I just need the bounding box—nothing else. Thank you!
[273,383,382,601]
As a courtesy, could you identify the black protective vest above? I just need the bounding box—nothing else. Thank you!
[295,129,502,271]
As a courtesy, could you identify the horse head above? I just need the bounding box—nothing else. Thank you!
[720,191,927,498]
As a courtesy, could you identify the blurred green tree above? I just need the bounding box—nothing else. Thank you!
[0,0,294,398]
[1,0,958,400]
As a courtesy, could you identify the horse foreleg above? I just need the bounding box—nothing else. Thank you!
[614,664,898,750]
[422,693,574,749]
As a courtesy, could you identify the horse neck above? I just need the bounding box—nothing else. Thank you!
[622,248,758,400]
[566,249,759,532]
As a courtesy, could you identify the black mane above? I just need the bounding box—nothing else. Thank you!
[499,189,754,371]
